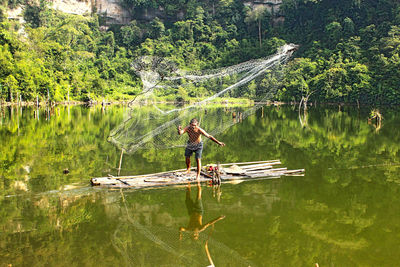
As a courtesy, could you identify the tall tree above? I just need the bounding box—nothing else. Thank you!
[245,5,268,49]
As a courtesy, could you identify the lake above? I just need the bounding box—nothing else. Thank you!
[1,104,399,266]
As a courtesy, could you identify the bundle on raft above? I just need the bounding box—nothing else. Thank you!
[91,160,304,189]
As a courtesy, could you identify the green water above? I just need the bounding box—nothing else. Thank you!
[1,105,400,266]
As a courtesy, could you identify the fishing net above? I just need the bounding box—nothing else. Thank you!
[112,221,254,267]
[111,191,254,267]
[108,44,297,154]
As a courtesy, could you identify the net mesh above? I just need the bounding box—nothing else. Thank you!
[111,190,254,267]
[109,44,297,154]
[112,221,253,267]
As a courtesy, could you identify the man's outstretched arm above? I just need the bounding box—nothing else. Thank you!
[199,215,226,232]
[209,135,225,146]
[200,128,225,146]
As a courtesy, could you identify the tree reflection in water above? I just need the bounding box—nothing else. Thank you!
[1,105,400,266]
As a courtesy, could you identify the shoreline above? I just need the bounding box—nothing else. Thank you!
[0,98,254,107]
[0,100,398,108]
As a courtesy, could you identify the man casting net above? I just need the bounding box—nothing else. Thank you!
[108,44,298,154]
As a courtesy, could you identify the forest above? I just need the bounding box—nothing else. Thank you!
[0,0,399,104]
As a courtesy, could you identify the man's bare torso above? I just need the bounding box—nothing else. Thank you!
[185,126,205,144]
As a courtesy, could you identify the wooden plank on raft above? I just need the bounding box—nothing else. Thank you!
[219,160,280,166]
[240,162,281,169]
[117,179,132,186]
[91,177,119,186]
[239,165,273,171]
[108,168,188,180]
[245,167,287,174]
[248,169,305,178]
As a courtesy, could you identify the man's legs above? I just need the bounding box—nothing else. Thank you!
[185,147,192,174]
[196,157,201,180]
[185,156,191,173]
[194,142,203,180]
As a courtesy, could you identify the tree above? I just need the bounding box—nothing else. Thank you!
[0,44,13,78]
[171,20,194,42]
[121,21,143,49]
[343,17,355,37]
[3,74,18,102]
[98,31,115,56]
[23,0,49,28]
[325,21,343,47]
[0,6,5,22]
[24,4,42,28]
[360,24,377,50]
[245,5,269,49]
[149,17,165,39]
[282,58,318,107]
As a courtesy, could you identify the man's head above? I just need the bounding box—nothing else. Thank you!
[190,118,198,128]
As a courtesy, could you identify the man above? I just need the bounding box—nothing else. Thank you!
[177,118,225,179]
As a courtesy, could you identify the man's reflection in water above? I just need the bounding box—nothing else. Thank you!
[179,181,225,240]
[179,181,225,266]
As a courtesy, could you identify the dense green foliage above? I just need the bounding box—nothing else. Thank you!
[0,0,399,103]
[278,0,400,104]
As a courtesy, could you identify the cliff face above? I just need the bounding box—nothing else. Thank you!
[244,0,283,14]
[48,0,130,24]
[9,0,283,25]
[94,0,131,24]
[244,0,284,26]
[49,0,91,16]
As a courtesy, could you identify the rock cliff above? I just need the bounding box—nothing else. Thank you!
[48,0,130,24]
[49,0,283,24]
[8,0,283,25]
[244,0,283,14]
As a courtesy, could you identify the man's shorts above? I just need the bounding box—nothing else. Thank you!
[185,142,203,159]
[186,197,204,215]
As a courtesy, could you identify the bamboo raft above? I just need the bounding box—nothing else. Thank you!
[91,160,305,189]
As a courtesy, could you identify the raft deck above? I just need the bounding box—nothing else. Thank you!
[91,160,304,189]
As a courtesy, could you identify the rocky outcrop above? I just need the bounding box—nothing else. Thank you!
[95,0,130,24]
[6,5,25,22]
[6,6,26,34]
[48,0,130,24]
[7,0,283,26]
[244,0,284,25]
[131,6,184,21]
[49,0,92,16]
[244,0,283,14]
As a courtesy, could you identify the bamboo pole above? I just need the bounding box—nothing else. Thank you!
[218,160,280,166]
[240,165,273,171]
[240,162,281,169]
[245,167,287,174]
[109,167,193,179]
[248,169,305,178]
[117,149,124,176]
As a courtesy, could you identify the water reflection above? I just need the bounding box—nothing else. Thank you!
[179,182,225,240]
[179,181,225,266]
[1,104,400,266]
